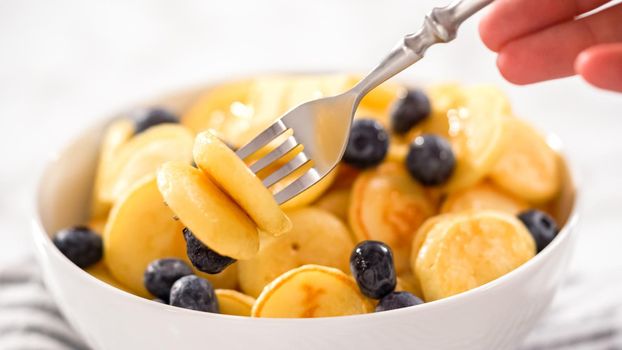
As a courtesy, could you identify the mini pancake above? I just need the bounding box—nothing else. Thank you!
[181,78,254,139]
[91,118,135,218]
[349,163,435,274]
[104,176,187,296]
[215,289,255,316]
[238,207,354,297]
[252,264,373,318]
[441,85,510,193]
[100,124,194,203]
[86,262,136,296]
[194,131,291,236]
[157,161,259,259]
[490,118,560,203]
[415,210,535,301]
[441,181,528,214]
[313,187,351,223]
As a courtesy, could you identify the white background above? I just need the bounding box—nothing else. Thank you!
[0,0,621,279]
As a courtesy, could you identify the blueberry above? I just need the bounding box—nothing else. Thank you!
[375,291,423,312]
[144,258,193,301]
[183,228,235,274]
[169,275,219,313]
[133,107,179,134]
[406,134,455,186]
[52,226,102,268]
[343,119,389,169]
[390,89,431,134]
[518,209,559,253]
[350,240,396,299]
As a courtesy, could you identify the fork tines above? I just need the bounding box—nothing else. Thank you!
[236,120,321,204]
[235,120,288,159]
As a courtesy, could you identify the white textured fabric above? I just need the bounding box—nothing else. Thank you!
[521,268,622,350]
[2,260,622,349]
[0,261,89,350]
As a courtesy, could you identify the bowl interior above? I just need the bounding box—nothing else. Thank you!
[36,80,578,300]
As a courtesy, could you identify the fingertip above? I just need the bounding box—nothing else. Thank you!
[478,14,502,52]
[496,46,530,85]
[574,49,591,77]
[575,44,622,93]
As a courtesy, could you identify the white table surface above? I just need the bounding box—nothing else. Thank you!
[1,0,621,281]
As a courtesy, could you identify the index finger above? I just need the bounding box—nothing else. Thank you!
[479,0,611,52]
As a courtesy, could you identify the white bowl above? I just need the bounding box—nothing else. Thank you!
[32,86,579,350]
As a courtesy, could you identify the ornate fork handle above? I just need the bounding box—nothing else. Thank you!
[352,0,494,100]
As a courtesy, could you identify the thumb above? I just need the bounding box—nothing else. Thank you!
[575,43,622,93]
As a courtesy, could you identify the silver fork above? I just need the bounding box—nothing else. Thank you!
[236,0,494,204]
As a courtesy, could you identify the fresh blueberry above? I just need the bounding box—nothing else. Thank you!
[144,258,194,301]
[183,228,236,274]
[406,134,456,186]
[350,240,396,299]
[518,209,559,253]
[343,119,389,169]
[52,226,102,268]
[169,275,219,313]
[133,107,179,134]
[375,291,423,312]
[390,89,431,134]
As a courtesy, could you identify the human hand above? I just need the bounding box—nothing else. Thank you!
[479,0,622,92]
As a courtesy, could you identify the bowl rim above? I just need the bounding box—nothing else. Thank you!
[31,84,581,324]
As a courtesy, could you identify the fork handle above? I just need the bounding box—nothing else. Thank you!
[351,0,494,100]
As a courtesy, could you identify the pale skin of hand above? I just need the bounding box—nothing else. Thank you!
[479,0,622,92]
